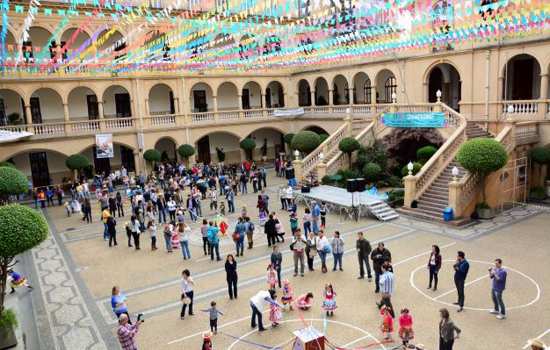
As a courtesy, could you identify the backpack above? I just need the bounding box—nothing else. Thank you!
[248,222,255,232]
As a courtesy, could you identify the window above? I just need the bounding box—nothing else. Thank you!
[384,77,397,103]
[364,80,372,104]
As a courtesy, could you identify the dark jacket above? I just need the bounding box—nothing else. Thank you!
[428,252,442,270]
[270,252,282,270]
[225,260,238,281]
[108,197,117,210]
[439,319,461,343]
[106,217,117,234]
[264,218,277,235]
[454,259,469,281]
[370,248,391,273]
[356,238,372,257]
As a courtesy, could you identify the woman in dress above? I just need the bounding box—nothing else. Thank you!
[295,292,314,311]
[322,284,337,317]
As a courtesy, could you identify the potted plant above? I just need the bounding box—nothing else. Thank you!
[6,113,21,125]
[143,149,161,173]
[456,138,508,219]
[240,137,257,161]
[290,131,321,157]
[65,154,91,181]
[177,144,195,165]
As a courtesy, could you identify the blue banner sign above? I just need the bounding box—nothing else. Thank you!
[382,112,447,128]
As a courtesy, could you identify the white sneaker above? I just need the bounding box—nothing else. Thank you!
[489,310,499,314]
[496,314,506,320]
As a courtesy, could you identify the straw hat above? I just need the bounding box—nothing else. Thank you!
[529,339,546,350]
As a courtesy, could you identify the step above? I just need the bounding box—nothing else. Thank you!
[398,207,443,222]
[422,190,448,199]
[417,203,447,213]
[419,196,448,206]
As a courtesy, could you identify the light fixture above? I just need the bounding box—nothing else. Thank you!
[345,107,351,114]
[391,92,397,103]
[294,149,300,160]
[319,152,324,160]
[451,166,459,181]
[436,89,442,101]
[507,104,514,114]
[407,161,414,176]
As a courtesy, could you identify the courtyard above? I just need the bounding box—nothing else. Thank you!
[16,170,550,350]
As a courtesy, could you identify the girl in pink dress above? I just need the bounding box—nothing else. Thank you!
[295,292,314,311]
[380,305,394,341]
[322,284,337,317]
[398,308,414,347]
[269,294,283,327]
[267,264,277,289]
[281,280,294,311]
[171,226,180,250]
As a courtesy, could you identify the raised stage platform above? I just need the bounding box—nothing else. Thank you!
[294,185,399,221]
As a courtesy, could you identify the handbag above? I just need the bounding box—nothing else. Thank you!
[181,296,191,305]
[232,231,240,241]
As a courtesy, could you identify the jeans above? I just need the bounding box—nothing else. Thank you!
[312,218,319,234]
[240,182,247,194]
[227,278,238,299]
[151,236,157,250]
[318,251,327,271]
[333,253,343,270]
[235,240,244,256]
[202,237,210,255]
[250,303,264,329]
[375,270,382,292]
[281,198,287,210]
[180,241,191,259]
[228,200,235,213]
[293,252,305,275]
[189,209,197,222]
[169,210,176,222]
[303,222,311,235]
[439,338,454,350]
[358,254,372,278]
[307,251,315,271]
[429,265,439,289]
[210,243,220,260]
[455,277,465,307]
[210,319,218,333]
[158,208,166,223]
[131,232,140,249]
[117,203,124,217]
[491,289,505,315]
[108,232,117,246]
[164,235,172,252]
[103,223,109,240]
[180,291,194,317]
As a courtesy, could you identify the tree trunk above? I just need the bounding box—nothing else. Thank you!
[480,174,487,204]
[0,260,9,315]
[347,152,352,169]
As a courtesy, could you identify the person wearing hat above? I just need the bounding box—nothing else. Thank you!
[529,339,546,350]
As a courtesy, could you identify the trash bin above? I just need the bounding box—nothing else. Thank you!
[443,207,454,222]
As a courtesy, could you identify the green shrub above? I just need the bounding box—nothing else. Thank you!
[529,147,550,164]
[356,143,387,171]
[291,131,321,155]
[143,149,161,163]
[401,162,422,177]
[416,145,438,163]
[457,138,508,204]
[387,189,405,207]
[0,161,15,169]
[284,133,295,146]
[0,167,28,200]
[0,309,17,329]
[362,162,382,183]
[339,137,361,168]
[529,186,546,201]
[177,144,196,162]
[65,154,91,171]
[240,138,257,160]
[319,133,329,143]
[387,175,403,188]
[321,175,332,185]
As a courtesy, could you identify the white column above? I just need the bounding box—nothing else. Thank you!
[98,101,104,118]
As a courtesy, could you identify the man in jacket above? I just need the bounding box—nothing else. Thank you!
[289,229,307,277]
[356,231,373,281]
[371,242,392,293]
[264,214,277,247]
[453,251,469,312]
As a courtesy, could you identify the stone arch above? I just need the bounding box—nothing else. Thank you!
[246,126,286,160]
[502,54,542,100]
[68,86,99,120]
[78,141,136,174]
[242,81,262,109]
[425,62,462,110]
[422,59,464,86]
[4,148,70,186]
[314,77,329,106]
[375,69,397,104]
[195,130,242,164]
[216,81,239,110]
[297,79,312,106]
[382,128,444,166]
[352,72,372,104]
[302,125,329,135]
[148,83,175,114]
[59,28,92,58]
[265,81,285,108]
[97,29,126,55]
[190,82,214,112]
[22,26,53,63]
[30,87,64,123]
[0,88,25,125]
[154,137,178,161]
[102,85,132,118]
[332,74,349,105]
[0,27,17,59]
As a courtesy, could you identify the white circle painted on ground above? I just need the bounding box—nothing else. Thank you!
[227,318,388,350]
[409,259,540,311]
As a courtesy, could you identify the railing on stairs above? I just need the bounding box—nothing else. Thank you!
[404,103,468,207]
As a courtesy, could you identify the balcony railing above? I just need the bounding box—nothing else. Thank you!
[459,99,550,121]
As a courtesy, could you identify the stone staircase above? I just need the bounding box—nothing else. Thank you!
[366,201,399,221]
[399,122,492,221]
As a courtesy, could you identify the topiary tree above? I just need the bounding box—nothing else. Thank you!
[65,154,91,180]
[529,147,550,186]
[0,167,28,204]
[240,138,257,161]
[339,137,361,168]
[178,144,196,164]
[319,133,329,143]
[0,162,15,169]
[401,162,423,177]
[363,162,382,183]
[291,131,321,156]
[143,149,161,173]
[456,138,508,205]
[416,145,438,163]
[0,204,48,329]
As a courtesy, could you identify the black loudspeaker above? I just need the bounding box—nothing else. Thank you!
[356,178,366,192]
[346,179,357,193]
[301,186,310,193]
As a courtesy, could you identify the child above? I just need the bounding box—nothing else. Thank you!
[281,280,294,311]
[267,264,277,289]
[295,292,314,311]
[64,201,71,217]
[201,301,224,334]
[398,308,414,348]
[320,202,327,229]
[269,293,283,327]
[259,209,267,227]
[147,220,157,250]
[322,284,337,317]
[241,206,248,218]
[202,332,213,350]
[219,201,226,216]
[380,305,394,341]
[7,270,33,294]
[171,227,180,250]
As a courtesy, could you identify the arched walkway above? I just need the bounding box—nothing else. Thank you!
[503,54,541,100]
[0,89,25,125]
[217,82,239,110]
[242,81,262,109]
[23,26,53,63]
[196,131,241,164]
[80,142,136,175]
[376,69,397,104]
[190,83,213,112]
[30,88,64,123]
[0,27,16,61]
[266,81,284,108]
[68,87,99,120]
[427,63,461,110]
[333,75,350,105]
[155,137,177,162]
[353,72,372,104]
[298,80,312,107]
[246,127,285,160]
[8,149,69,187]
[314,78,329,106]
[97,29,126,59]
[148,84,175,115]
[103,85,132,118]
[60,28,91,57]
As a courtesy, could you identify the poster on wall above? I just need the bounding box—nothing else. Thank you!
[96,134,114,158]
